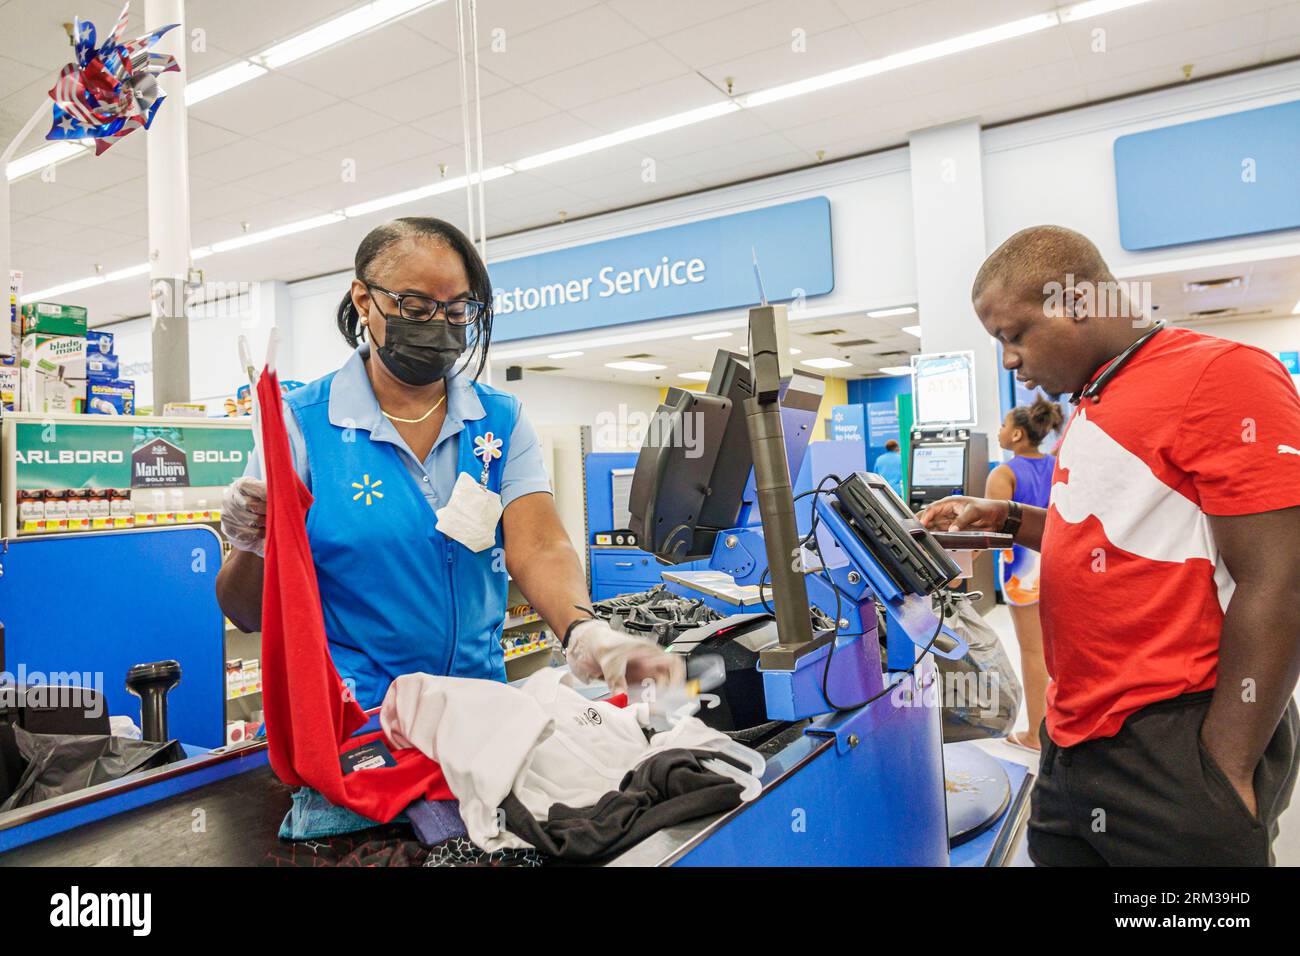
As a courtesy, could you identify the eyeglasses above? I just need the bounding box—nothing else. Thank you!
[366,284,485,326]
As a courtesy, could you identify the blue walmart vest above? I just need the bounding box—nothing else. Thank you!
[285,372,519,710]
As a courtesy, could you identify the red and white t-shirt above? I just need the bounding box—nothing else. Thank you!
[1040,326,1300,746]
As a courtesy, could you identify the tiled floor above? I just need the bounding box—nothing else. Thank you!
[972,603,1299,867]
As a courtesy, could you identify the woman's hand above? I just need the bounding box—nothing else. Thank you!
[565,619,686,695]
[918,495,1009,533]
[222,476,268,556]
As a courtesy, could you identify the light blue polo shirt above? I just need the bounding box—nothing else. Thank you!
[244,344,552,511]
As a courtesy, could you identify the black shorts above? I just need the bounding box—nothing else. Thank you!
[1027,691,1300,866]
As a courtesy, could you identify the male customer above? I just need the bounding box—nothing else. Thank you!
[920,225,1300,865]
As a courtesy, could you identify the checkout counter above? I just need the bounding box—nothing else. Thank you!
[0,308,1031,867]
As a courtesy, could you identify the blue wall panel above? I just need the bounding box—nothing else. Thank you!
[1114,99,1300,250]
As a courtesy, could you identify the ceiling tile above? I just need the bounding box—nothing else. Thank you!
[189,71,339,136]
[420,85,563,141]
[277,20,455,99]
[524,42,692,111]
[479,5,647,85]
[186,0,362,60]
[403,0,602,46]
[607,0,757,39]
[256,98,398,154]
[567,74,731,132]
[657,0,851,67]
[188,137,303,184]
[349,58,512,122]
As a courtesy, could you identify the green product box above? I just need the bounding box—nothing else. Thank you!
[21,301,89,337]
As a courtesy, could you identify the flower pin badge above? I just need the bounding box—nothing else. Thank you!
[474,432,503,484]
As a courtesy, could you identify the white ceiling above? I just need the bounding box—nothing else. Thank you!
[2,0,1299,328]
[498,308,923,385]
[1141,254,1300,326]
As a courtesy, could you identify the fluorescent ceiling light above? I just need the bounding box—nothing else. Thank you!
[679,371,712,381]
[867,306,917,318]
[740,11,1062,107]
[548,350,584,359]
[606,360,666,372]
[6,141,87,181]
[260,0,441,69]
[878,365,913,376]
[789,348,802,355]
[902,325,922,337]
[1059,0,1152,23]
[343,166,512,217]
[802,357,853,370]
[210,213,346,253]
[23,274,106,301]
[184,60,268,106]
[1293,299,1300,315]
[512,101,740,171]
[691,331,732,340]
[104,263,151,282]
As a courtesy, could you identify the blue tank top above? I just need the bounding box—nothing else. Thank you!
[1006,454,1055,509]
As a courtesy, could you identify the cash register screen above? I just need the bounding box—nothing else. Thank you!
[911,443,966,487]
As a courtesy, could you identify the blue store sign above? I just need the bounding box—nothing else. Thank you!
[831,404,865,442]
[489,196,834,342]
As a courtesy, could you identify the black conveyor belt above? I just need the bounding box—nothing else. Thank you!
[0,766,292,867]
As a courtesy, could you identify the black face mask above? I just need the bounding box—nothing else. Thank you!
[373,312,468,387]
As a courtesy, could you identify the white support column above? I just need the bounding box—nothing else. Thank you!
[146,0,193,408]
[908,120,1002,460]
[0,101,54,357]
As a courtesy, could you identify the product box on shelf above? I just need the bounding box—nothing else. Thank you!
[20,333,87,413]
[109,488,134,528]
[161,402,206,418]
[85,329,114,356]
[85,349,119,382]
[21,302,88,338]
[86,380,135,415]
[88,489,113,529]
[66,489,91,532]
[43,490,69,532]
[0,354,17,411]
[225,659,242,700]
[16,490,44,533]
[5,270,21,357]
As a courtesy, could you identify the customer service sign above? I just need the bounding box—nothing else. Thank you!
[489,197,834,342]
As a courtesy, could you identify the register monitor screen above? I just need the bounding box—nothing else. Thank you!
[911,443,966,488]
[628,350,821,562]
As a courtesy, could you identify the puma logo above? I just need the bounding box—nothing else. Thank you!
[1278,444,1300,456]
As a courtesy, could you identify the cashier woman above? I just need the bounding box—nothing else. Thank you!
[215,216,683,710]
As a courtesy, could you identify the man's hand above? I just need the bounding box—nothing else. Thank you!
[919,495,1009,533]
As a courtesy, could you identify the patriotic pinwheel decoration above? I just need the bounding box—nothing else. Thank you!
[45,2,181,156]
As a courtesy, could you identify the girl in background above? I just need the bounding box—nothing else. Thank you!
[986,396,1064,752]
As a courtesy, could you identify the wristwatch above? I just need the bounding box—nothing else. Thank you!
[1000,500,1023,538]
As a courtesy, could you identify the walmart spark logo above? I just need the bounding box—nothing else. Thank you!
[351,474,384,506]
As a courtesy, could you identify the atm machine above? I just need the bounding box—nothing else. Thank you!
[903,352,998,611]
[907,427,990,512]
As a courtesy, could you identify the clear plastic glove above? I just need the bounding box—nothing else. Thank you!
[222,476,268,556]
[565,619,685,695]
